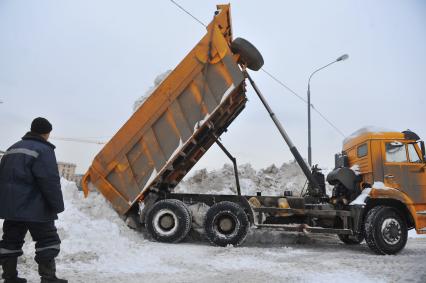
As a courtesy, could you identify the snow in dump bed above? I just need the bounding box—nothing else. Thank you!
[1,169,425,282]
[133,70,172,112]
[343,126,395,144]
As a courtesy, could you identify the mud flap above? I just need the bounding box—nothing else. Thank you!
[350,205,365,234]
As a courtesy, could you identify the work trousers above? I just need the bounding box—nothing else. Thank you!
[0,220,61,263]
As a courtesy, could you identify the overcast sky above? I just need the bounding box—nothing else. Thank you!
[1,0,425,174]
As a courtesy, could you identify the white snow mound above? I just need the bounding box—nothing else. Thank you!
[175,162,309,196]
[0,170,424,282]
[133,70,172,112]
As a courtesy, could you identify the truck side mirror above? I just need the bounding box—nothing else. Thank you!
[421,141,426,162]
[419,140,426,162]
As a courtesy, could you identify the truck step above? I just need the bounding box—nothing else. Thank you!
[255,223,352,235]
[253,207,351,217]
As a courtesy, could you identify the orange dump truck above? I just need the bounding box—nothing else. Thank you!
[83,4,426,254]
[82,4,263,215]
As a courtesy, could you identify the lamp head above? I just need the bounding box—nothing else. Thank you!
[336,54,349,62]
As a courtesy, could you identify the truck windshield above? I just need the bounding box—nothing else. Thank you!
[408,144,421,163]
[385,142,407,163]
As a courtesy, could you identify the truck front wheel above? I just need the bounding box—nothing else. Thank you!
[364,206,408,255]
[145,199,192,243]
[204,201,249,247]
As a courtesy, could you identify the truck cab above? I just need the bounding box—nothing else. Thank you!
[339,128,426,253]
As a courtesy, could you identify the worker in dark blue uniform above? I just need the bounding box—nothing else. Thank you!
[0,117,67,283]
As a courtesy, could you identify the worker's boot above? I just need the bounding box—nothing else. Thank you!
[1,257,27,283]
[38,259,67,283]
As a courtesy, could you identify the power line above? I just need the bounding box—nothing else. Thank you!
[261,68,346,138]
[167,0,346,138]
[261,68,307,103]
[311,105,346,137]
[169,0,206,27]
[51,137,106,145]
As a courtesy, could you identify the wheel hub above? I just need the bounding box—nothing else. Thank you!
[381,218,401,245]
[160,214,175,230]
[219,218,234,232]
[216,215,236,235]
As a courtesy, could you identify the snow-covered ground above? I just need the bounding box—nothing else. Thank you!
[1,164,425,283]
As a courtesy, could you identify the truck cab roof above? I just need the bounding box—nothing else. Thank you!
[343,127,419,151]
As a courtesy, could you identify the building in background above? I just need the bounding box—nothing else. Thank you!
[72,174,84,190]
[57,161,76,181]
[1,153,81,187]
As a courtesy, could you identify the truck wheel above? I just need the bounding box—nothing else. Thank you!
[145,199,191,243]
[364,206,408,255]
[204,201,249,247]
[230,37,264,71]
[338,233,364,245]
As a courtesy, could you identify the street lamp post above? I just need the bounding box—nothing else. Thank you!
[307,54,349,167]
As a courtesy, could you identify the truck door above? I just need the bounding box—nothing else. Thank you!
[383,141,408,190]
[383,141,426,232]
[406,143,426,232]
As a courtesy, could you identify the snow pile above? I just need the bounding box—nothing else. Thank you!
[0,175,425,282]
[133,70,172,112]
[54,179,173,275]
[175,161,309,196]
[2,179,174,281]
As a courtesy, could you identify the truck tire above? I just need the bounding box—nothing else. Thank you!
[204,201,249,247]
[364,206,408,255]
[230,37,264,71]
[145,199,191,243]
[338,233,364,245]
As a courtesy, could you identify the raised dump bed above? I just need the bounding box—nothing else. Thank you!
[82,4,262,215]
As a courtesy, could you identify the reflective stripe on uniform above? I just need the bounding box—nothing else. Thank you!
[0,248,23,255]
[3,148,39,158]
[35,244,60,252]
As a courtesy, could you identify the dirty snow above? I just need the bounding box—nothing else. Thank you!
[141,167,158,192]
[220,83,235,103]
[193,113,211,131]
[372,181,391,190]
[166,138,184,165]
[350,164,360,175]
[350,187,372,206]
[349,181,400,205]
[0,167,425,283]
